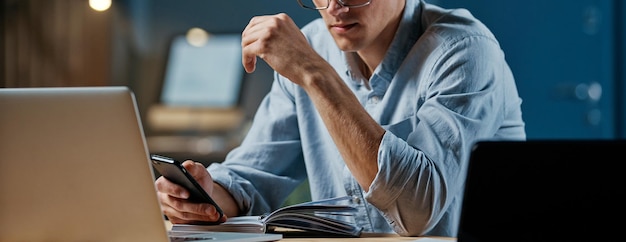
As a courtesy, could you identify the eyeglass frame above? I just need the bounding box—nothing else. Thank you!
[297,0,372,10]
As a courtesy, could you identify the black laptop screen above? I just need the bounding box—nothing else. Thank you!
[458,140,626,242]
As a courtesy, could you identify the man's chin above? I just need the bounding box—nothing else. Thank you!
[331,37,362,52]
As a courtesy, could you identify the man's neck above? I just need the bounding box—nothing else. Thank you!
[356,8,403,80]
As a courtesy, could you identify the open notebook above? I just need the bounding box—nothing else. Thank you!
[0,86,281,242]
[458,140,626,242]
[172,195,362,237]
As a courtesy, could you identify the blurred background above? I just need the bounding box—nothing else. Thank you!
[1,0,625,203]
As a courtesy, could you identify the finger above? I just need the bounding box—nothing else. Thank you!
[159,192,189,222]
[155,176,189,199]
[241,30,259,73]
[242,15,274,73]
[160,193,224,223]
[181,160,206,178]
[242,54,257,73]
[180,160,214,193]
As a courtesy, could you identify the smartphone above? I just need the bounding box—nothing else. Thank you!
[150,154,224,223]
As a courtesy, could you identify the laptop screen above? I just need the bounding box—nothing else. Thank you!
[458,140,626,241]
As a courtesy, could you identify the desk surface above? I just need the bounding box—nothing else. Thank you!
[165,221,456,241]
[280,236,455,241]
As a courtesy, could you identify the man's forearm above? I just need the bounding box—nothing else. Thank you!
[300,68,385,191]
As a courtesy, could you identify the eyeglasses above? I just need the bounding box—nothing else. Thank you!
[297,0,372,10]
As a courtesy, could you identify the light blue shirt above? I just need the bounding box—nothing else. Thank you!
[208,0,525,237]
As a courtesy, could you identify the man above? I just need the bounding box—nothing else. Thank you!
[156,0,526,237]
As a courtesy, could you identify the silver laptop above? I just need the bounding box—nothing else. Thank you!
[0,86,281,242]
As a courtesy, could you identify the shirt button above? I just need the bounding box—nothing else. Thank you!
[369,96,381,104]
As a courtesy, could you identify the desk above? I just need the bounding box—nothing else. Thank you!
[165,221,456,241]
[279,236,455,241]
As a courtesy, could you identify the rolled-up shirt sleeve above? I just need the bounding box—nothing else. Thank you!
[365,131,460,236]
[363,32,525,236]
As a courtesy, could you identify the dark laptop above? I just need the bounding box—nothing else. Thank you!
[458,140,626,242]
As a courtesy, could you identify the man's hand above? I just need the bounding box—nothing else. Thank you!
[241,13,328,85]
[155,160,227,224]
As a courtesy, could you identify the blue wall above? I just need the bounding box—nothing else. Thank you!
[118,0,319,56]
[430,0,624,139]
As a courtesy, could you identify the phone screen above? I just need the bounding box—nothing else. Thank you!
[150,154,224,223]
